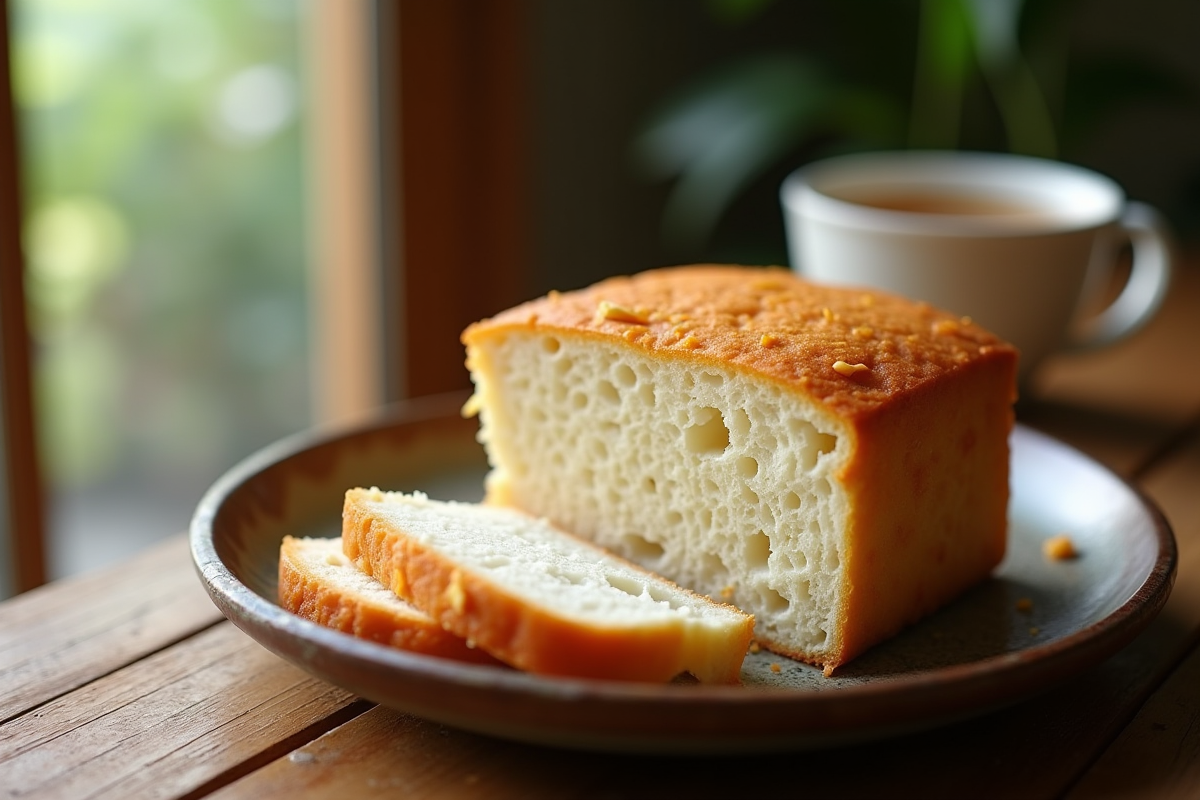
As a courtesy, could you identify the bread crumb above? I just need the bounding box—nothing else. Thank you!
[1043,534,1079,561]
[748,641,761,654]
[720,585,735,599]
[1015,597,1034,613]
[461,393,482,418]
[669,323,690,339]
[832,360,869,377]
[933,319,960,336]
[852,326,875,339]
[750,277,788,291]
[770,662,782,673]
[596,300,650,325]
[821,307,835,323]
[680,335,701,349]
[759,333,782,348]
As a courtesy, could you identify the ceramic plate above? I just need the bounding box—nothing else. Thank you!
[191,393,1176,753]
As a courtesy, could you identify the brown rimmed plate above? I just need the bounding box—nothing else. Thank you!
[190,393,1176,753]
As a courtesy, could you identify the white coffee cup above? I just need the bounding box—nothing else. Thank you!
[780,150,1174,382]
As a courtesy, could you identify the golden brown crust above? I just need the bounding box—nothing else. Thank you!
[277,536,502,665]
[462,265,1018,421]
[340,492,753,684]
[830,358,1014,672]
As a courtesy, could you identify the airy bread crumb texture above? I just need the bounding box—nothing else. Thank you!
[468,332,846,658]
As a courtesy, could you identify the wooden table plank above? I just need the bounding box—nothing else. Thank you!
[1022,263,1200,475]
[203,605,1195,800]
[0,536,224,722]
[1142,427,1200,619]
[1067,424,1200,798]
[0,621,368,800]
[1068,640,1200,800]
[1031,264,1200,424]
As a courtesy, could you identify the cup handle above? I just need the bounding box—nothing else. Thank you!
[1067,201,1174,352]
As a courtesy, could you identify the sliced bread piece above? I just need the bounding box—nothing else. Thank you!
[341,488,755,684]
[278,535,501,665]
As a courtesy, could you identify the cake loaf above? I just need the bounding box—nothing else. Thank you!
[341,488,755,683]
[461,265,1018,674]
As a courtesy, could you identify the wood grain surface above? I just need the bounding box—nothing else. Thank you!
[1065,428,1200,799]
[0,536,223,722]
[0,621,367,799]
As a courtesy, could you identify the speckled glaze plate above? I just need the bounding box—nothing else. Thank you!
[191,393,1176,753]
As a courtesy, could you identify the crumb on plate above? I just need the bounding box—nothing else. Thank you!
[1043,534,1079,561]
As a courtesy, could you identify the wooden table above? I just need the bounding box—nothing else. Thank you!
[3,266,1200,799]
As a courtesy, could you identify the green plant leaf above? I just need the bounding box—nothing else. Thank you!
[633,54,847,252]
[908,0,973,148]
[963,0,1058,156]
[827,87,907,150]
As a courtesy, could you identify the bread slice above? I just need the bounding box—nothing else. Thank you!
[461,265,1017,674]
[340,488,755,683]
[278,535,501,665]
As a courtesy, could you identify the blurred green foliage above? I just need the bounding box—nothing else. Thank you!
[12,0,310,494]
[636,0,1195,256]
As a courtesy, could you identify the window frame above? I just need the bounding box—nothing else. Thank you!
[0,0,46,594]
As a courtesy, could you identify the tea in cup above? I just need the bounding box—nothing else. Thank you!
[780,151,1174,382]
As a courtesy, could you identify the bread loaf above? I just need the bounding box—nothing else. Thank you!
[461,265,1017,674]
[341,488,755,683]
[278,535,501,664]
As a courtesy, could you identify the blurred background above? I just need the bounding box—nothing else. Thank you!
[2,0,1199,596]
[5,0,310,589]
